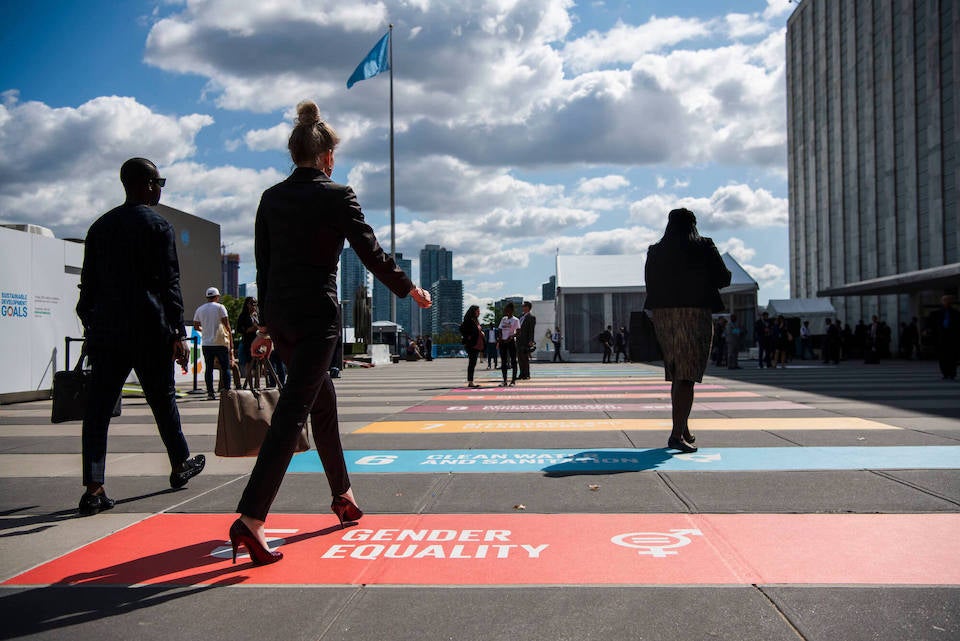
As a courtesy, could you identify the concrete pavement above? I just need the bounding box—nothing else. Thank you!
[0,356,958,640]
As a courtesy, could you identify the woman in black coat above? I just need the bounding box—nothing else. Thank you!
[231,100,432,565]
[644,208,731,453]
[460,305,484,387]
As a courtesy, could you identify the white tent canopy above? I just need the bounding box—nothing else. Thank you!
[766,298,837,317]
[556,252,758,294]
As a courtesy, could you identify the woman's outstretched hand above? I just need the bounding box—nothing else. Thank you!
[410,286,432,308]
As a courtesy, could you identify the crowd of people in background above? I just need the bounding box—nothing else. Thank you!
[746,296,959,379]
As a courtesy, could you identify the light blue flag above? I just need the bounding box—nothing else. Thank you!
[347,32,390,89]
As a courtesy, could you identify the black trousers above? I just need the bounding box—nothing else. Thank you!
[518,343,530,378]
[82,339,190,486]
[466,348,481,382]
[938,339,959,379]
[237,325,348,521]
[499,340,518,383]
[552,341,562,361]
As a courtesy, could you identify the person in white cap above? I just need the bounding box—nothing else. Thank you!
[193,286,234,399]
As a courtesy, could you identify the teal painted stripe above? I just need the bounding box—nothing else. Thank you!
[287,446,960,474]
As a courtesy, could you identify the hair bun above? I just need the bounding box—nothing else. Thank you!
[295,100,321,127]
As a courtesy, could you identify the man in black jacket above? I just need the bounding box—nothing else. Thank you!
[76,158,205,516]
[517,301,536,379]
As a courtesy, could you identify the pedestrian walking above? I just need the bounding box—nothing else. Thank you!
[755,312,772,368]
[644,208,731,454]
[929,295,959,380]
[614,326,627,363]
[823,318,841,364]
[497,302,520,386]
[799,321,813,359]
[194,287,234,399]
[551,327,563,362]
[232,100,432,565]
[725,313,742,369]
[75,157,205,516]
[485,324,499,369]
[600,325,613,363]
[236,297,259,382]
[517,301,536,379]
[460,305,484,387]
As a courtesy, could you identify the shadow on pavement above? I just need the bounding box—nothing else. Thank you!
[0,525,345,639]
[542,449,673,476]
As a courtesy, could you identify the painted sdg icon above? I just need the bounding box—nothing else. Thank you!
[610,529,703,558]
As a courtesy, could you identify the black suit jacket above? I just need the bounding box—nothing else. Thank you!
[518,313,537,345]
[643,237,732,312]
[77,203,186,345]
[255,167,413,332]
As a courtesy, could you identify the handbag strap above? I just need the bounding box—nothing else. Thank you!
[261,357,283,391]
[74,341,89,372]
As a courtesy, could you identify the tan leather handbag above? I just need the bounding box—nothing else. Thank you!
[214,360,309,457]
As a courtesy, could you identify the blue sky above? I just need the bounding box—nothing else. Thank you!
[1,0,797,307]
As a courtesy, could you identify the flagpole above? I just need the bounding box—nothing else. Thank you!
[388,23,397,326]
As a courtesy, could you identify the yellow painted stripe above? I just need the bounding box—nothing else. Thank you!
[355,417,899,433]
[434,391,759,401]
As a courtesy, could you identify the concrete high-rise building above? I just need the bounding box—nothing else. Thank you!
[787,0,959,339]
[340,246,368,328]
[541,275,557,301]
[222,252,239,298]
[419,244,453,289]
[429,279,464,338]
[372,252,413,330]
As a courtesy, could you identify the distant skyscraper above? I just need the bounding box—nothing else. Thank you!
[340,246,367,328]
[372,252,412,330]
[541,275,556,301]
[429,279,464,337]
[222,252,239,298]
[419,244,453,288]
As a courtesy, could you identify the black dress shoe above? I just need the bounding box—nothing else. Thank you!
[667,437,698,453]
[78,491,116,516]
[170,455,206,489]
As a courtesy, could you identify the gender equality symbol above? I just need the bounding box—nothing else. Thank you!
[610,529,703,558]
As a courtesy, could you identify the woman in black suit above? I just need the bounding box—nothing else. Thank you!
[644,208,731,453]
[230,100,432,565]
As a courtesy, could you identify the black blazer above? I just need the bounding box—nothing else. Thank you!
[77,204,186,345]
[643,237,732,312]
[255,168,413,330]
[518,313,537,344]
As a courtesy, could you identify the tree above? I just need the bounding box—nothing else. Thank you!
[481,302,498,326]
[221,294,244,342]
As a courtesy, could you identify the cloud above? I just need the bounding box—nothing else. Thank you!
[532,225,661,256]
[561,17,712,73]
[716,237,756,263]
[143,0,788,170]
[577,174,629,194]
[0,94,213,238]
[628,183,787,229]
[741,261,786,290]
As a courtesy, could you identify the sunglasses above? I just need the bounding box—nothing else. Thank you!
[150,177,167,187]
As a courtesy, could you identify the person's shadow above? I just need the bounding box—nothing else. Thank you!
[0,524,343,639]
[543,448,672,477]
[542,449,673,477]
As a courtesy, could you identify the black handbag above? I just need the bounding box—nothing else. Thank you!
[51,344,121,423]
[629,311,663,362]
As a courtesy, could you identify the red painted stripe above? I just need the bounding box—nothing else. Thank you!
[7,514,958,586]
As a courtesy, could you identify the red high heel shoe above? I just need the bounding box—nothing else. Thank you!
[331,495,363,529]
[229,519,283,566]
